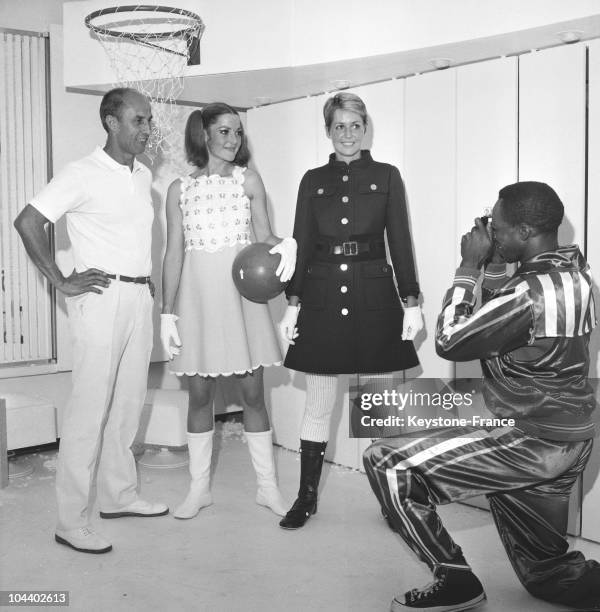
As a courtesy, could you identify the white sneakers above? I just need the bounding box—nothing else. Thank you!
[56,499,169,553]
[55,526,112,554]
[99,499,169,519]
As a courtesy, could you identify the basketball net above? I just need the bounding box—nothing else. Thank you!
[88,6,203,168]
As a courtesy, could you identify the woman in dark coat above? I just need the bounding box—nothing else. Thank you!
[278,92,423,529]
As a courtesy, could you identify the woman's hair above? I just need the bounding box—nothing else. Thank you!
[184,102,250,168]
[323,92,368,131]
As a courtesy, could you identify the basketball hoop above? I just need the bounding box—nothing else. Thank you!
[85,5,205,164]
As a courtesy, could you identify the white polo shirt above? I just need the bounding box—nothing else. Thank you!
[31,147,153,276]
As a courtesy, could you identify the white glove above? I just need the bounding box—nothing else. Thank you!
[279,305,300,345]
[160,314,182,359]
[402,306,423,341]
[269,237,297,283]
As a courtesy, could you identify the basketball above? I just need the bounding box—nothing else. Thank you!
[231,243,288,303]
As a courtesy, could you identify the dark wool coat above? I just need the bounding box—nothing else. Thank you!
[284,151,420,374]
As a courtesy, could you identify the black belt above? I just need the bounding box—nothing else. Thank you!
[107,274,151,284]
[315,237,385,260]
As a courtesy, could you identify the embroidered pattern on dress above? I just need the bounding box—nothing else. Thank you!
[179,166,251,252]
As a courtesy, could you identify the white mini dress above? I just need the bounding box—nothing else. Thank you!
[169,167,282,377]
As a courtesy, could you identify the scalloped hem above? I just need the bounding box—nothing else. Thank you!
[171,360,283,378]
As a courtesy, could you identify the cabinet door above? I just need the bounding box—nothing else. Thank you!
[520,43,587,537]
[455,57,518,380]
[247,96,320,238]
[403,69,456,379]
[582,39,600,543]
[246,97,320,450]
[452,57,519,509]
[519,44,587,246]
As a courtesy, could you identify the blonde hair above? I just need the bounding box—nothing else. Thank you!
[323,92,368,130]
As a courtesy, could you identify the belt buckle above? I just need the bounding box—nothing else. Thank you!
[342,241,358,256]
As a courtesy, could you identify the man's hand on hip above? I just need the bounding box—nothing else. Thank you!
[58,268,111,296]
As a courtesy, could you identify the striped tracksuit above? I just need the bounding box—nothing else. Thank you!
[363,245,599,607]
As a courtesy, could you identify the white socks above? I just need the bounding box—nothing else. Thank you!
[300,374,338,442]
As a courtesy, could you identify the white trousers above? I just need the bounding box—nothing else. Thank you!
[56,282,153,531]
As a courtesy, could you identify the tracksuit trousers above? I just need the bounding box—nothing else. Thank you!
[363,425,598,606]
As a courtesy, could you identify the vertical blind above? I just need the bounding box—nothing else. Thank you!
[0,30,53,366]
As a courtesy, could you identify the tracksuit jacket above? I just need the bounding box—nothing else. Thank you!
[436,245,597,441]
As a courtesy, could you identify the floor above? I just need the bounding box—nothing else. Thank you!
[1,421,599,612]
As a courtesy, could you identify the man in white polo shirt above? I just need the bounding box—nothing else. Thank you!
[14,87,168,554]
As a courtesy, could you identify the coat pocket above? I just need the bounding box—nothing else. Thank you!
[362,262,401,310]
[311,184,337,199]
[301,263,329,310]
[358,180,389,198]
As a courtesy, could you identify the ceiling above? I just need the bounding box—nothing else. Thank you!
[68,14,600,110]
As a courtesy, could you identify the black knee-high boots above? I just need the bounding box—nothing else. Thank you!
[279,439,327,529]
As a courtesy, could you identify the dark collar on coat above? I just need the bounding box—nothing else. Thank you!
[328,150,373,170]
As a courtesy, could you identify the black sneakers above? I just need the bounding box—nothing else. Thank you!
[391,565,486,612]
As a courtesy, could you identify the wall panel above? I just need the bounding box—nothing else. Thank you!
[246,44,600,511]
[520,44,588,536]
[246,97,319,452]
[455,57,518,379]
[519,44,587,246]
[582,39,600,543]
[403,69,456,378]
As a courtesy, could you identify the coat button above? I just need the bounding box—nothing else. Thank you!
[341,196,349,203]
[341,217,349,225]
[370,184,377,190]
[342,175,349,182]
[317,188,324,194]
[341,308,349,316]
[340,285,348,293]
[340,263,348,271]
